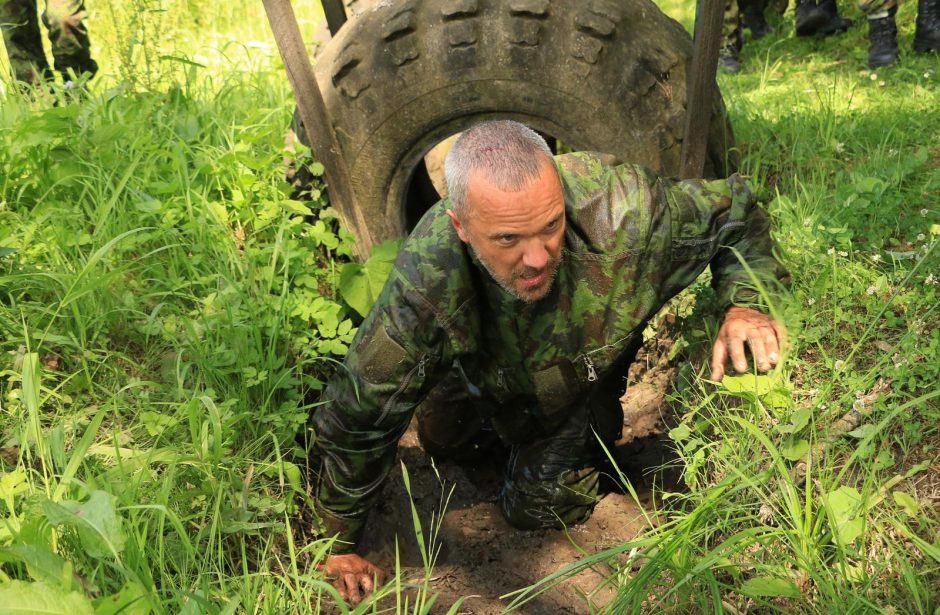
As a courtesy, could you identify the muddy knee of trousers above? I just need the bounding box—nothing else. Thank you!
[500,466,601,530]
[416,398,499,461]
[415,367,499,461]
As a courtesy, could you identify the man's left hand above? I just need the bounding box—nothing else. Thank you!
[710,306,784,381]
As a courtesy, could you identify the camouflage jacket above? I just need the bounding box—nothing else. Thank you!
[312,152,787,551]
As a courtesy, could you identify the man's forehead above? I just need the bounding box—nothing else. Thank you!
[467,160,561,210]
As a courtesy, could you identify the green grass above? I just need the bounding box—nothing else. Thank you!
[1,0,939,613]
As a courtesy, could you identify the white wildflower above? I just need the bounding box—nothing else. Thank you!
[835,142,846,154]
[921,208,929,216]
[803,218,812,227]
[834,360,845,370]
[871,254,881,262]
[926,274,938,286]
[879,81,886,87]
[866,284,878,296]
[807,298,816,306]
[870,73,878,81]
[838,250,849,257]
[827,247,836,255]
[917,233,926,242]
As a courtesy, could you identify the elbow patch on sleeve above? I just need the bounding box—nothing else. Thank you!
[357,321,410,385]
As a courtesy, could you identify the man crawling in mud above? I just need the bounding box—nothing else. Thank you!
[310,120,787,603]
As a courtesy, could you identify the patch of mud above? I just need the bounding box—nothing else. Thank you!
[358,436,655,614]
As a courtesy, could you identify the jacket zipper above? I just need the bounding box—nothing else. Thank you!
[583,355,598,382]
[375,353,428,426]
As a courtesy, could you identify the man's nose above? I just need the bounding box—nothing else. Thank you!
[521,240,549,270]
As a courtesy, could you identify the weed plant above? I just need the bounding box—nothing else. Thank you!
[0,0,938,613]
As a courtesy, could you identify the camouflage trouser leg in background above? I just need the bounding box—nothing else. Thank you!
[0,0,49,84]
[857,0,899,17]
[415,364,620,531]
[722,0,744,55]
[0,0,95,85]
[42,0,96,80]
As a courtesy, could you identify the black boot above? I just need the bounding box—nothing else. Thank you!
[868,7,899,67]
[914,0,940,52]
[817,0,855,35]
[796,0,853,36]
[741,0,773,38]
[795,0,830,36]
[719,46,743,73]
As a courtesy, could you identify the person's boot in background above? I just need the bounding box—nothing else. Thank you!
[867,6,899,67]
[741,0,773,38]
[719,41,743,72]
[796,0,853,35]
[914,0,940,52]
[817,0,855,34]
[796,0,830,34]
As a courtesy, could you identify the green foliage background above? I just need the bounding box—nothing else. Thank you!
[0,0,938,613]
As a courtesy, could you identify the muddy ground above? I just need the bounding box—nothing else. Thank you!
[348,326,686,614]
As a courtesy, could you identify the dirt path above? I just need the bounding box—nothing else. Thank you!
[359,434,656,614]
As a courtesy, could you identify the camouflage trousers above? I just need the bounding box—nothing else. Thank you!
[0,0,96,85]
[857,0,898,17]
[719,0,789,53]
[415,362,625,530]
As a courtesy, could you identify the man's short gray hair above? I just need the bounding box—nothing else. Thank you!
[444,120,555,218]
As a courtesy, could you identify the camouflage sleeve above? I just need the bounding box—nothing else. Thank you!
[311,269,446,552]
[658,173,789,309]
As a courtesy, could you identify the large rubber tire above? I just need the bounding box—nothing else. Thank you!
[311,0,736,248]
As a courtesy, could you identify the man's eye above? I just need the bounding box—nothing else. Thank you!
[545,219,558,231]
[497,235,516,244]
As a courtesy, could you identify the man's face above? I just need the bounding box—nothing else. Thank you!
[447,157,565,302]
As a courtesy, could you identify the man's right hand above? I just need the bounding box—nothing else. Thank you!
[321,553,385,605]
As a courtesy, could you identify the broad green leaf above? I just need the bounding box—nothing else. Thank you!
[722,374,774,395]
[781,438,809,461]
[762,388,792,410]
[339,260,394,318]
[669,424,691,442]
[93,581,153,615]
[824,485,865,546]
[0,467,29,508]
[370,238,404,262]
[0,545,67,585]
[778,407,813,434]
[0,247,17,257]
[739,576,801,599]
[338,239,403,317]
[0,580,93,614]
[283,462,302,495]
[847,424,877,439]
[140,410,179,437]
[892,491,918,517]
[42,491,126,559]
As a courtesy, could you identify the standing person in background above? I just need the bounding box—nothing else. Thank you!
[862,0,940,67]
[0,0,97,88]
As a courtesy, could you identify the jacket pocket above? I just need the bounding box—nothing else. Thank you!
[531,358,583,433]
[373,353,429,427]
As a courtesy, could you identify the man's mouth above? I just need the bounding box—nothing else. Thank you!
[516,270,547,288]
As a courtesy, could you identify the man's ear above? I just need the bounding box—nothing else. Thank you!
[446,209,470,243]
